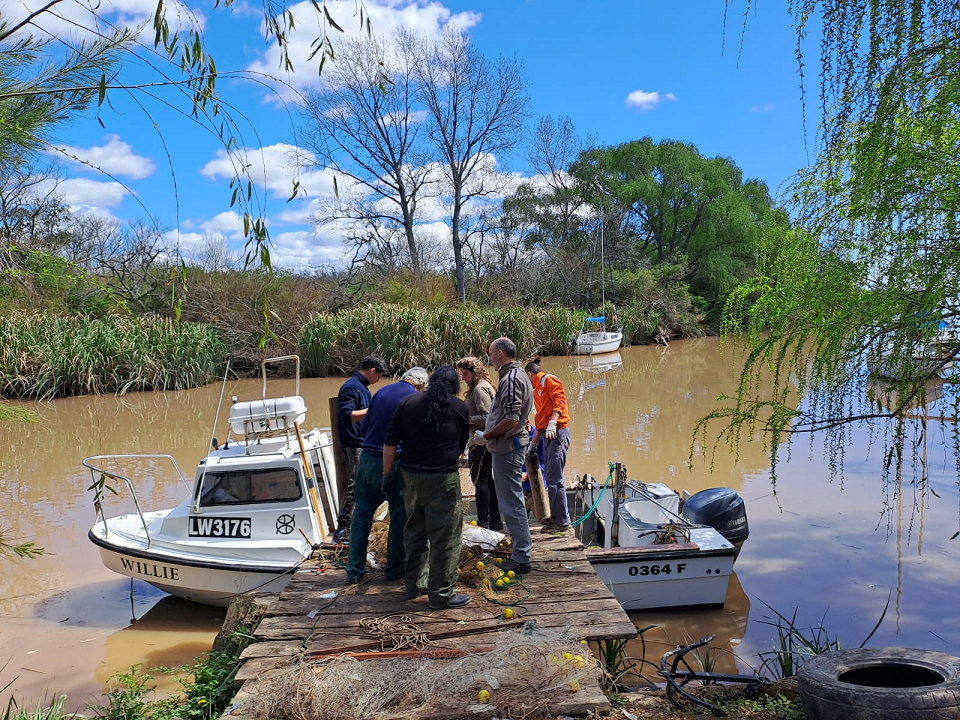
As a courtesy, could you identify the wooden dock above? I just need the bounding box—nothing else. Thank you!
[231,524,637,719]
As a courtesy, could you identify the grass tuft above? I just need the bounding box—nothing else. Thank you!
[0,314,226,400]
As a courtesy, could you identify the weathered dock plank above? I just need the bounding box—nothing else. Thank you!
[232,522,634,718]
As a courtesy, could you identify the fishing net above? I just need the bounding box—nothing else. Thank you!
[238,625,601,720]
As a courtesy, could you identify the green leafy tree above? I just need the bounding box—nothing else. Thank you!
[569,137,780,319]
[706,1,960,481]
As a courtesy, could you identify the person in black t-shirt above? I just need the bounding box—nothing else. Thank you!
[383,365,471,610]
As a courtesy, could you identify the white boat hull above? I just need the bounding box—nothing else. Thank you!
[573,331,623,355]
[867,353,947,381]
[586,544,735,610]
[92,537,302,605]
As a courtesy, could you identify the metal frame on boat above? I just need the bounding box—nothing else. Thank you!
[86,355,338,606]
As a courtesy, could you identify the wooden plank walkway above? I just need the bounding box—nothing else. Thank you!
[231,523,637,718]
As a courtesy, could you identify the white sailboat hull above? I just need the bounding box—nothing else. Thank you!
[573,331,623,355]
[867,352,947,381]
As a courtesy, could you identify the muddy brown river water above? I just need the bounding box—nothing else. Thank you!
[2,339,958,709]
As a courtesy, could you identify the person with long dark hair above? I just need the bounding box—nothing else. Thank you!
[382,365,471,610]
[455,356,502,531]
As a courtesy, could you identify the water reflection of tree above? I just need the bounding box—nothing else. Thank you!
[864,377,956,633]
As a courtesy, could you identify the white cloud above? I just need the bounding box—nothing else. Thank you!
[8,0,203,44]
[200,144,335,199]
[56,135,156,180]
[625,89,677,111]
[163,229,206,256]
[34,177,132,208]
[246,0,481,95]
[201,211,246,239]
[271,229,350,268]
[751,103,774,113]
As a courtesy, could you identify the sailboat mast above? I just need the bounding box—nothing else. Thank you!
[600,207,606,313]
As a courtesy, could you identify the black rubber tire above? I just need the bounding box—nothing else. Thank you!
[798,647,960,719]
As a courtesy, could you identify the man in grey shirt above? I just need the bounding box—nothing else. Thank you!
[480,336,535,574]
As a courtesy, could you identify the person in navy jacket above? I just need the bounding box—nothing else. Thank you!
[333,354,387,543]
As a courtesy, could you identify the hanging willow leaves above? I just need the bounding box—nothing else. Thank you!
[707,1,960,484]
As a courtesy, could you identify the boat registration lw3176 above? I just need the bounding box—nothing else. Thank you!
[189,516,252,538]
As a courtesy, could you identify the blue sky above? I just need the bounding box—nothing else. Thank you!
[20,0,815,269]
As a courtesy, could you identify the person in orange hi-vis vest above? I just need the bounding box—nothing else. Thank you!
[524,358,571,532]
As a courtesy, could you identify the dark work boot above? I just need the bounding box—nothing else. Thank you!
[429,593,472,610]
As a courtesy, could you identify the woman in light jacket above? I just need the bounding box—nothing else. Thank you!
[455,356,502,530]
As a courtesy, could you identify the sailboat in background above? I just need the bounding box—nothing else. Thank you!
[572,207,624,355]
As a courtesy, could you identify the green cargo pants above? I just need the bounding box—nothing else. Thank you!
[401,469,463,606]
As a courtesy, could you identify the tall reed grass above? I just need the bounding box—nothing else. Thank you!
[299,304,583,376]
[0,315,226,399]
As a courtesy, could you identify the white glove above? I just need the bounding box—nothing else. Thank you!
[473,430,487,445]
[545,420,558,440]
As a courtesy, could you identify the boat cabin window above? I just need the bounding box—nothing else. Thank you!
[198,468,302,506]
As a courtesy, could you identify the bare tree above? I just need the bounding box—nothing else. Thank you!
[87,218,170,313]
[301,30,432,273]
[528,115,585,248]
[416,29,528,301]
[0,163,69,251]
[191,231,239,272]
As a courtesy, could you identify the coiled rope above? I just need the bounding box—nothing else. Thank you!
[359,614,431,651]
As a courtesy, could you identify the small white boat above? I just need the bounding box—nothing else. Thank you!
[575,464,748,610]
[572,327,623,355]
[86,356,339,606]
[572,207,624,356]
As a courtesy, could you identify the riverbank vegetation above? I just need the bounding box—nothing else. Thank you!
[0,315,226,400]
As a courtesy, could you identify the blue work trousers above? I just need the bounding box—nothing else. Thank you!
[543,428,571,525]
[346,451,405,582]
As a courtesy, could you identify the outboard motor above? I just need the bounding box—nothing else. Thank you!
[682,487,749,555]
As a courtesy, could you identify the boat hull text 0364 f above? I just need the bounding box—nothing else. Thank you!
[85,356,340,606]
[573,463,748,610]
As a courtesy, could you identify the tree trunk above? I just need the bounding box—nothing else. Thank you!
[452,199,465,302]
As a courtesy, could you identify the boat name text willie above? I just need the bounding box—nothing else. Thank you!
[120,557,180,580]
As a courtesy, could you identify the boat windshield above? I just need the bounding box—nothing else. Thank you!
[198,468,302,506]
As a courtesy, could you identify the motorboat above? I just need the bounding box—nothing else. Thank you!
[86,356,339,606]
[573,463,749,611]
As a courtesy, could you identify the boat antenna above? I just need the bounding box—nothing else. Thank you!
[195,357,232,511]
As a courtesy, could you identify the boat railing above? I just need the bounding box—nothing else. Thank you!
[82,454,191,550]
[261,354,300,399]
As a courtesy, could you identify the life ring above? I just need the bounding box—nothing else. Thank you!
[798,647,960,719]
